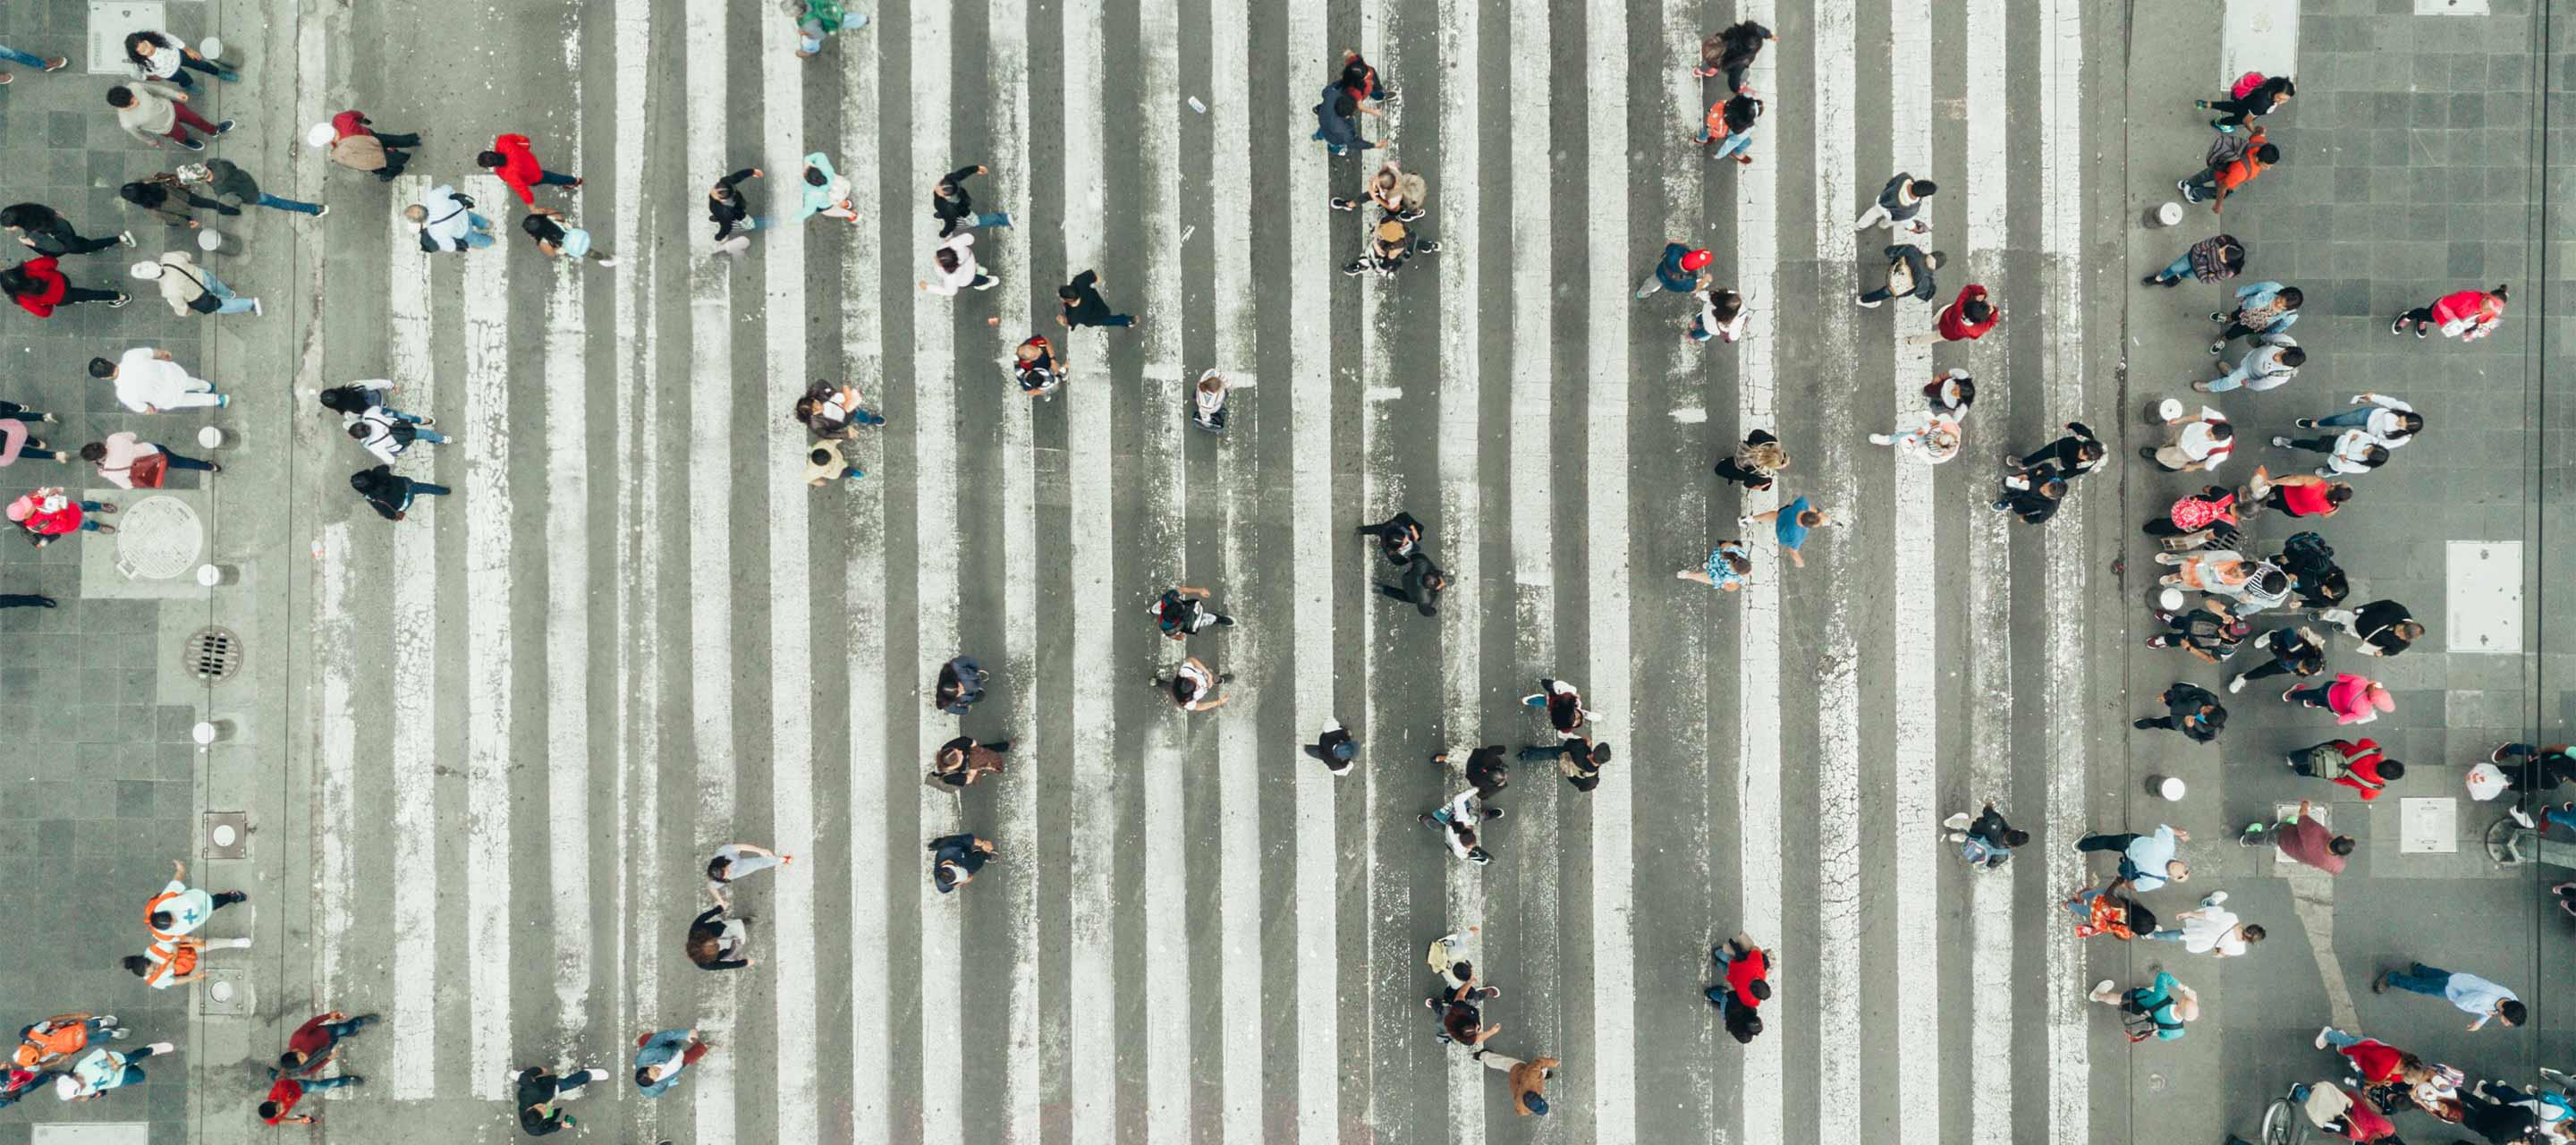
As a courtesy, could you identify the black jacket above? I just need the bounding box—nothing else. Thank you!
[1464,746,1509,797]
[1059,270,1121,327]
[202,160,263,206]
[515,1069,572,1135]
[349,465,413,521]
[2351,599,2413,654]
[709,168,756,240]
[1385,554,1447,615]
[686,906,748,971]
[932,165,980,236]
[2021,423,2103,477]
[2004,485,2062,525]
[2162,683,2225,742]
[1881,244,1936,301]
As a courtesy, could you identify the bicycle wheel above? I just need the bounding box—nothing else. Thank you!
[2258,1096,2304,1145]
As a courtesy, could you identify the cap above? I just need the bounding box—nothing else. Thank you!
[304,123,335,148]
[4,500,30,523]
[128,260,162,281]
[52,1074,78,1099]
[1679,249,1713,272]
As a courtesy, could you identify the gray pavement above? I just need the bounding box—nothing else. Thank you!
[0,0,2566,1143]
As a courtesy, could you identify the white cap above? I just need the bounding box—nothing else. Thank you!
[304,123,334,148]
[128,260,162,280]
[52,1074,79,1099]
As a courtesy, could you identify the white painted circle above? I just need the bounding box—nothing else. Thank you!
[195,564,221,588]
[196,426,225,449]
[191,721,219,746]
[199,37,224,60]
[2156,398,2185,422]
[198,230,224,252]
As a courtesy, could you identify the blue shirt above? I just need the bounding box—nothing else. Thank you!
[633,1030,692,1097]
[2118,826,2181,892]
[2443,971,2518,1017]
[1654,243,1698,293]
[1775,496,1813,549]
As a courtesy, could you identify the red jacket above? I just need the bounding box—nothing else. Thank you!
[2339,1039,2403,1083]
[10,257,65,318]
[16,498,83,536]
[1936,285,1998,341]
[489,133,543,205]
[2332,738,2392,799]
[1726,946,1768,1008]
[331,110,371,140]
[262,1075,305,1124]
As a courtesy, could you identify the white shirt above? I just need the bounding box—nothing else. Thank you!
[2320,428,2378,475]
[111,348,200,413]
[131,34,186,80]
[343,407,411,464]
[2181,908,2246,956]
[2355,394,2415,447]
[89,432,160,488]
[2175,419,2232,467]
[417,185,475,251]
[924,233,981,295]
[1193,371,1229,418]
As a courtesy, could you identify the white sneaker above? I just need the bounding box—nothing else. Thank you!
[117,231,135,247]
[145,1042,175,1056]
[1868,433,1893,445]
[2227,674,2247,694]
[249,299,264,318]
[597,258,619,268]
[2314,1025,2334,1050]
[231,937,253,948]
[315,205,331,217]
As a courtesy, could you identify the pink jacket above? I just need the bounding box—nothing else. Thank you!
[2326,674,2393,725]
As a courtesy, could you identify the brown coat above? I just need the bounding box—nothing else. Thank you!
[329,135,388,172]
[1509,1056,1558,1115]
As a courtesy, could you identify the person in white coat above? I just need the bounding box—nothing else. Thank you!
[1191,369,1230,434]
[81,432,220,487]
[402,184,492,252]
[1866,411,1962,464]
[343,405,446,465]
[916,233,994,296]
[89,347,225,413]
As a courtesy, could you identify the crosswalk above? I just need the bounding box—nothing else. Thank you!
[281,0,2126,1141]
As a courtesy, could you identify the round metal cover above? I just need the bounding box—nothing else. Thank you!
[184,625,242,683]
[114,495,203,581]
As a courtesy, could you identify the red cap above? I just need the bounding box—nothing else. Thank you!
[1680,249,1713,272]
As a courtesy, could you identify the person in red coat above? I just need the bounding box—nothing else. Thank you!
[5,487,116,546]
[1,256,126,316]
[2391,284,2505,342]
[2284,738,2402,799]
[474,133,581,206]
[1909,284,1998,344]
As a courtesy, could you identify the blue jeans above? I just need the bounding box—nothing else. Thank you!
[2384,963,2451,997]
[2318,1027,2360,1050]
[537,169,579,188]
[462,214,496,249]
[161,449,213,471]
[301,1074,360,1092]
[76,500,106,530]
[2152,252,2194,283]
[2546,805,2576,835]
[2315,408,2372,428]
[1697,128,1753,159]
[0,45,50,70]
[254,192,323,216]
[409,481,451,497]
[202,272,256,315]
[962,211,1012,230]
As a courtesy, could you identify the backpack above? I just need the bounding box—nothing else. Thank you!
[2230,72,2266,100]
[2278,530,2333,572]
[2204,130,2248,171]
[2302,743,2351,780]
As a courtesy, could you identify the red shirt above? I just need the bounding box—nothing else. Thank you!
[1935,285,1998,342]
[2339,1039,2402,1083]
[284,1015,334,1063]
[2333,739,2391,799]
[489,133,543,205]
[262,1076,304,1124]
[2280,482,2334,517]
[330,110,370,140]
[11,257,64,318]
[1726,946,1769,1008]
[2432,289,2497,326]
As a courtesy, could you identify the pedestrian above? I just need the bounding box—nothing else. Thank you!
[1056,268,1135,329]
[132,249,260,317]
[106,81,230,150]
[2133,682,2224,743]
[276,1011,377,1074]
[2484,742,2576,797]
[521,206,617,268]
[1695,94,1762,165]
[2391,284,2506,341]
[2005,420,2106,480]
[0,398,52,425]
[2075,823,2190,891]
[792,153,858,225]
[2142,232,2246,286]
[1303,721,1358,776]
[0,44,69,81]
[2456,1081,2545,1143]
[1519,736,1611,793]
[1470,1049,1557,1116]
[0,420,63,471]
[704,843,790,908]
[931,736,1010,788]
[348,463,450,522]
[1739,496,1831,569]
[82,433,221,488]
[1419,786,1501,866]
[683,904,753,971]
[792,379,885,440]
[259,1062,364,1125]
[1856,245,1943,307]
[2309,1029,2424,1090]
[2284,738,2402,800]
[1865,411,1962,464]
[1331,159,1428,221]
[2158,552,2289,615]
[1425,927,1480,992]
[2143,484,2237,546]
[2144,600,2248,664]
[117,175,233,232]
[2197,334,2301,394]
[2089,972,2198,1041]
[1694,20,1775,95]
[1151,656,1233,712]
[931,164,1010,237]
[2199,72,2295,133]
[1635,242,1714,300]
[515,1064,610,1136]
[1921,367,1977,416]
[167,163,319,225]
[919,233,996,295]
[1013,334,1063,401]
[801,437,858,488]
[2371,963,2524,1030]
[1704,936,1771,1045]
[1712,429,1786,492]
[705,166,768,254]
[1,203,131,257]
[2180,127,2276,213]
[55,1042,174,1102]
[1190,369,1230,434]
[8,488,114,546]
[4,255,127,316]
[1521,677,1596,740]
[1355,511,1426,563]
[792,0,869,58]
[2238,799,2352,874]
[2144,406,2234,472]
[1943,802,2030,869]
[123,30,236,89]
[1442,744,1508,799]
[403,183,493,252]
[2284,673,2394,725]
[1335,48,1395,105]
[1683,287,1749,343]
[1377,552,1450,616]
[928,833,996,895]
[631,1029,710,1097]
[1909,283,1998,344]
[1343,218,1441,278]
[1308,84,1385,157]
[1678,539,1754,589]
[1852,173,1937,234]
[2208,280,2300,353]
[304,110,419,181]
[1148,584,1233,640]
[2226,624,2324,693]
[2296,393,2420,454]
[1993,469,2069,523]
[148,859,247,938]
[125,933,255,988]
[14,1015,125,1070]
[931,655,987,715]
[2268,428,2389,478]
[2241,468,2351,522]
[2318,598,2420,657]
[343,404,446,464]
[2063,882,2159,942]
[478,132,580,205]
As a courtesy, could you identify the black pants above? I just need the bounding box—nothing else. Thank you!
[2216,319,2260,343]
[2240,657,2297,683]
[42,232,122,256]
[58,285,120,307]
[0,401,43,422]
[2075,832,2140,852]
[2135,717,2179,731]
[2281,435,2338,454]
[2397,304,2441,327]
[0,594,51,608]
[1722,64,1750,93]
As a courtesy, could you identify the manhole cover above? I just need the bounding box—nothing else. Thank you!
[184,626,242,683]
[114,495,202,581]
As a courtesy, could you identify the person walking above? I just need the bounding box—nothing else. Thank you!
[515,1064,611,1136]
[792,0,869,58]
[2269,428,2390,478]
[82,433,220,488]
[126,933,255,988]
[1013,334,1064,401]
[2208,281,2300,353]
[118,175,233,233]
[2197,333,2302,394]
[55,1042,175,1102]
[683,903,753,971]
[1355,510,1426,563]
[83,351,221,417]
[1419,786,1500,866]
[1519,736,1612,793]
[1444,744,1508,799]
[277,1011,377,1074]
[132,248,259,317]
[479,132,580,205]
[1683,287,1749,343]
[1056,269,1135,329]
[919,233,996,295]
[405,184,493,252]
[13,1015,125,1070]
[169,159,319,219]
[1944,802,2029,869]
[2063,882,2159,942]
[2392,284,2506,341]
[1712,429,1786,492]
[792,153,858,225]
[2284,673,2393,725]
[123,30,237,89]
[2134,683,2224,744]
[631,1029,710,1097]
[2318,598,2421,657]
[2226,624,2324,693]
[2089,972,2198,1041]
[1694,94,1762,165]
[1865,411,1962,464]
[2145,891,2261,957]
[706,166,768,253]
[2284,738,2402,800]
[343,404,446,465]
[1993,470,2068,523]
[305,110,419,181]
[1852,173,1937,234]
[2238,799,2352,874]
[704,843,790,908]
[2241,468,2350,522]
[4,255,126,315]
[1335,48,1395,105]
[1343,218,1441,278]
[1635,242,1713,300]
[349,463,449,522]
[931,164,1010,236]
[2295,393,2420,453]
[1470,1049,1557,1116]
[2146,407,2233,473]
[2075,823,2190,891]
[2144,600,2248,665]
[2180,127,2277,213]
[106,81,231,150]
[1309,85,1385,157]
[1331,158,1428,220]
[521,206,617,268]
[8,488,114,546]
[148,860,246,940]
[2199,73,2295,132]
[259,1062,364,1125]
[1678,538,1754,589]
[1856,245,1943,307]
[2143,232,2246,286]
[1190,369,1231,434]
[1922,367,1977,417]
[2004,420,2106,480]
[2157,552,2288,616]
[1378,552,1451,616]
[1151,656,1233,712]
[2371,963,2524,1030]
[1148,584,1233,640]
[792,379,885,440]
[932,655,987,715]
[931,736,1010,788]
[1521,677,1596,740]
[1909,283,1998,344]
[1695,20,1775,94]
[0,43,70,81]
[928,833,997,894]
[1739,496,1832,569]
[1304,720,1358,776]
[1,203,131,257]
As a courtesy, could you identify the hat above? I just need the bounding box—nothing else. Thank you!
[1680,249,1713,272]
[52,1074,78,1100]
[304,123,335,148]
[4,498,30,523]
[129,260,162,281]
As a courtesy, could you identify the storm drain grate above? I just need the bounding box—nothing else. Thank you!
[183,626,242,683]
